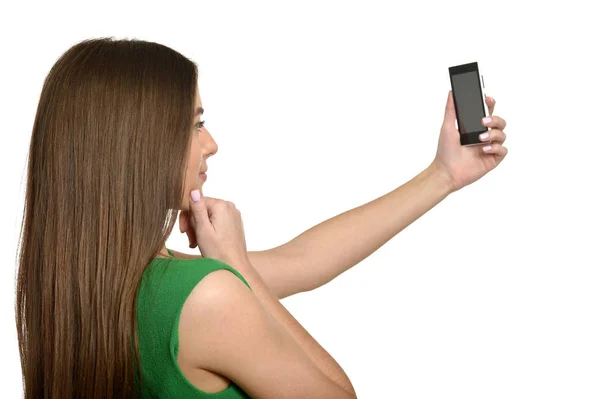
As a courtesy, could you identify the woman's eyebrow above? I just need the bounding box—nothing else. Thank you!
[194,107,204,116]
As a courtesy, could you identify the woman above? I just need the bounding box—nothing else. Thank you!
[15,37,508,398]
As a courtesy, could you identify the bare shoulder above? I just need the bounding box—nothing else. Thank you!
[177,269,356,398]
[177,269,251,373]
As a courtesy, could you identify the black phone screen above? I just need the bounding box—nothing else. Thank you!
[449,66,487,135]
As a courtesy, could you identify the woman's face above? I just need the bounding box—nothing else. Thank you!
[181,87,218,210]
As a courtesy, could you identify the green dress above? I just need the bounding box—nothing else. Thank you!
[136,249,253,398]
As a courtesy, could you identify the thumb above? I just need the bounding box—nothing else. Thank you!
[189,189,209,230]
[443,90,457,128]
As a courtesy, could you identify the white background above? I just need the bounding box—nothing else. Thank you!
[2,1,599,398]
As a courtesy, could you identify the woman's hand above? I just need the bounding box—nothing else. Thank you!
[432,91,508,193]
[179,210,198,248]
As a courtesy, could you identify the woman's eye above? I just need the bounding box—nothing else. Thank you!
[195,120,205,131]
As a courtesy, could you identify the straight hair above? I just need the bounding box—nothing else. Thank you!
[15,36,198,398]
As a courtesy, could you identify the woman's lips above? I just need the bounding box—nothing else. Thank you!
[199,173,207,181]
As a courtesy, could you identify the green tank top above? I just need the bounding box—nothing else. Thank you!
[136,249,252,398]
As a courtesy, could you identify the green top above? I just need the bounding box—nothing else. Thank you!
[136,249,253,398]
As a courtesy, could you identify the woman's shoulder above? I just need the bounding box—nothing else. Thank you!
[146,248,253,291]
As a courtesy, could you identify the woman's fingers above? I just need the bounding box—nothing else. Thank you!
[185,211,198,248]
[482,142,508,159]
[482,114,506,131]
[486,96,495,115]
[179,210,189,233]
[187,229,197,248]
[479,129,506,145]
[179,211,198,248]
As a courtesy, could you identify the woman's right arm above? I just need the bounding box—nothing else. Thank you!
[179,268,357,398]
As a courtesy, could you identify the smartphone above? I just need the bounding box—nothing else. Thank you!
[448,62,491,146]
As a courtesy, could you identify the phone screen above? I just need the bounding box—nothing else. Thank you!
[450,70,487,135]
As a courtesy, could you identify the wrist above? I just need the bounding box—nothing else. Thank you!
[427,161,455,195]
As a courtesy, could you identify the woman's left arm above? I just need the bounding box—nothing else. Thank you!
[247,92,507,299]
[248,161,452,298]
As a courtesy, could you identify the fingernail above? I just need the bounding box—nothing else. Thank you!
[483,145,492,151]
[479,132,490,140]
[191,189,200,202]
[482,117,492,125]
[490,97,495,103]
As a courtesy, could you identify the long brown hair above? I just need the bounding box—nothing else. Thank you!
[15,36,198,398]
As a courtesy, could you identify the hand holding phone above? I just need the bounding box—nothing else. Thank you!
[431,63,508,193]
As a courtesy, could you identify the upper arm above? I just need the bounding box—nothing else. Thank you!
[178,269,355,399]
